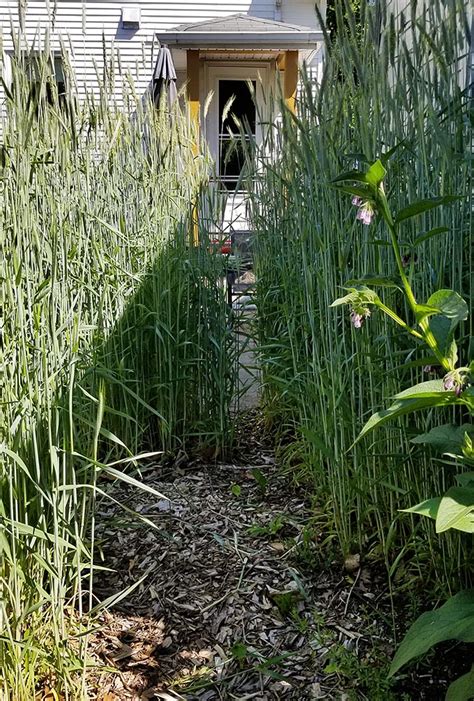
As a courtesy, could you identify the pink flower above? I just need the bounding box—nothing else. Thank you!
[443,375,456,391]
[443,369,470,396]
[350,308,371,328]
[351,195,376,225]
[356,202,375,225]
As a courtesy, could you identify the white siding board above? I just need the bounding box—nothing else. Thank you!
[1,0,325,118]
[281,0,323,29]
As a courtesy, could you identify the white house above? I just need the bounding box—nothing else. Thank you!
[0,2,325,225]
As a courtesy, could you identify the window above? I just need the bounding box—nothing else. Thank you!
[28,54,67,107]
[218,79,256,190]
[7,52,68,110]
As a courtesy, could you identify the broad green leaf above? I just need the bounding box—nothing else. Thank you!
[446,666,474,701]
[462,387,474,412]
[365,159,386,186]
[389,590,474,676]
[429,316,451,357]
[415,303,442,323]
[413,226,449,247]
[330,291,360,307]
[331,169,368,184]
[402,497,441,520]
[333,184,372,199]
[231,642,249,661]
[395,195,462,224]
[358,389,456,442]
[359,396,454,441]
[427,289,468,325]
[456,472,474,488]
[251,468,268,490]
[411,424,474,454]
[331,286,381,308]
[425,289,468,363]
[231,484,242,497]
[395,379,446,398]
[436,487,474,533]
[446,339,459,369]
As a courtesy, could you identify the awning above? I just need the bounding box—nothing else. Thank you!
[156,14,323,50]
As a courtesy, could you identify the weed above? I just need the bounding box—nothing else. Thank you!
[247,514,286,537]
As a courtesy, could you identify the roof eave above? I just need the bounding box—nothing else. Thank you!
[156,31,323,50]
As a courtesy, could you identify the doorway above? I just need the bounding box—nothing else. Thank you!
[204,62,271,231]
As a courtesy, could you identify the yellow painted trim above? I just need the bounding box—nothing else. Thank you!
[283,50,298,114]
[187,50,200,245]
[187,49,200,153]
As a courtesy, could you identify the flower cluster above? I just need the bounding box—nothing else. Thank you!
[352,196,376,225]
[443,368,471,397]
[350,306,371,329]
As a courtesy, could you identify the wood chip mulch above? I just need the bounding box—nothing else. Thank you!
[87,420,459,700]
[87,432,402,701]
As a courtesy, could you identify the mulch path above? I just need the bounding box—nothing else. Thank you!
[88,416,458,700]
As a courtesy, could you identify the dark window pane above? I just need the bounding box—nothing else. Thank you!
[219,136,250,190]
[218,79,256,190]
[14,52,68,110]
[218,80,256,134]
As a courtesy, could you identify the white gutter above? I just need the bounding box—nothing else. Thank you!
[155,30,323,50]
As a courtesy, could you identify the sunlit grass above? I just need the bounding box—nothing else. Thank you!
[250,0,472,584]
[0,42,238,698]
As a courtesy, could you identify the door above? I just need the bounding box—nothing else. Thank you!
[204,63,271,232]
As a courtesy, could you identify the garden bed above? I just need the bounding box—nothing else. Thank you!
[90,416,463,700]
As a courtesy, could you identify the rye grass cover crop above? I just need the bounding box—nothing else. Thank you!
[250,0,472,585]
[0,48,237,697]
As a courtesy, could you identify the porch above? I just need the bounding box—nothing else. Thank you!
[157,13,322,234]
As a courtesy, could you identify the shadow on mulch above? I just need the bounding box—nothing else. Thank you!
[88,414,470,700]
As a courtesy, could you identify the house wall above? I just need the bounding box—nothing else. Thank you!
[386,0,472,94]
[0,0,325,112]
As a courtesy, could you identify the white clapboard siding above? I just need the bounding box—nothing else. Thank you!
[281,0,323,28]
[0,0,323,116]
[386,0,472,94]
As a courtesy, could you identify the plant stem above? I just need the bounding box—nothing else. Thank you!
[378,193,451,372]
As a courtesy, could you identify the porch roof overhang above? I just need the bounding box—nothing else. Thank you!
[156,13,323,50]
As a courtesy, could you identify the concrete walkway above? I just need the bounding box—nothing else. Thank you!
[234,312,260,411]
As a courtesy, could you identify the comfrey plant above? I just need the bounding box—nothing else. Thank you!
[331,159,474,699]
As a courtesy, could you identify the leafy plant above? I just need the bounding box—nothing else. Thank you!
[332,158,472,698]
[251,467,268,491]
[250,0,472,570]
[271,590,302,618]
[231,483,242,497]
[247,514,286,537]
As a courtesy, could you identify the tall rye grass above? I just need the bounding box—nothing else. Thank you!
[0,3,471,695]
[251,0,472,584]
[0,49,237,696]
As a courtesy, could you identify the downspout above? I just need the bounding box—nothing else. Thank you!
[275,0,282,22]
